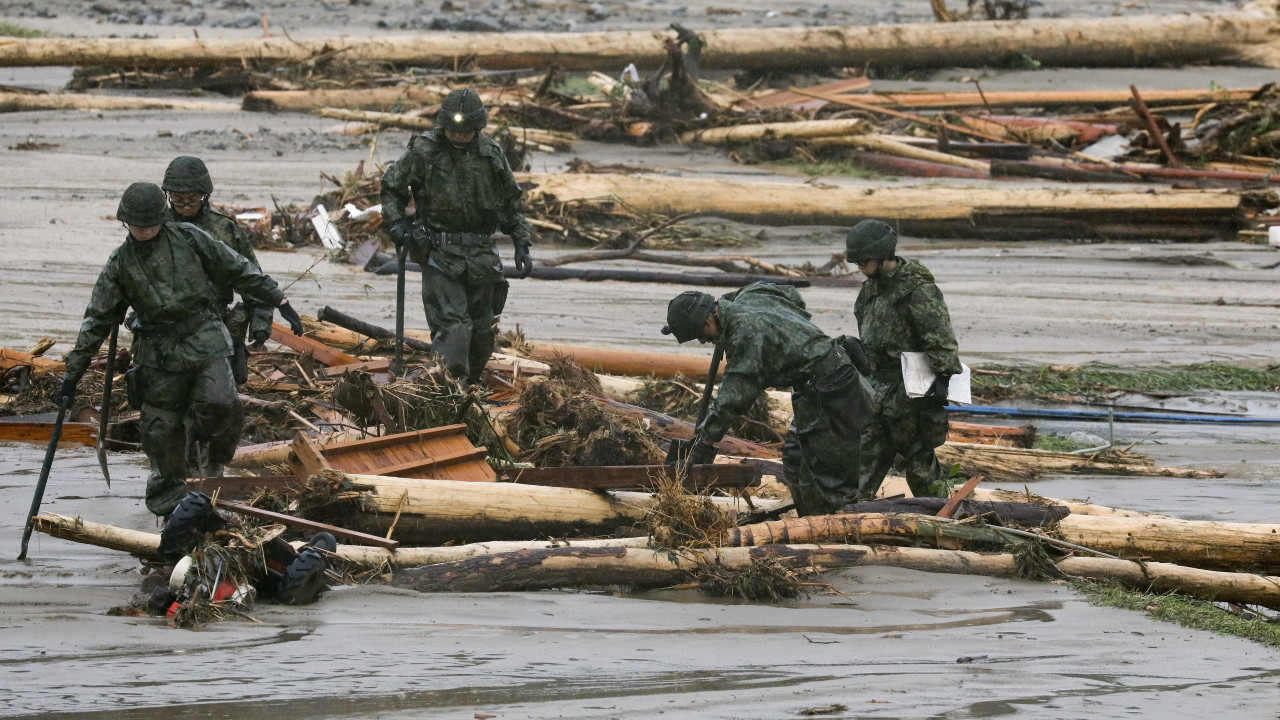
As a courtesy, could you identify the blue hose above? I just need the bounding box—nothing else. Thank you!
[948,404,1280,425]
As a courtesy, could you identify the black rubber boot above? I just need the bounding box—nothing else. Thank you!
[156,491,225,562]
[274,547,329,606]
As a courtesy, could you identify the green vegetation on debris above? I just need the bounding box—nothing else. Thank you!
[973,363,1280,402]
[1032,433,1095,453]
[774,158,882,179]
[1074,580,1280,649]
[0,22,48,38]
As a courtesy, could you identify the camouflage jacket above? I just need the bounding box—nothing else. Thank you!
[854,258,961,382]
[381,130,531,277]
[697,282,837,443]
[166,205,273,332]
[64,222,285,380]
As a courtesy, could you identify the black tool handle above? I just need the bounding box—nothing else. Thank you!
[18,398,70,559]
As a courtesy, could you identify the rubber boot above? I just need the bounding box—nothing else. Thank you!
[157,491,225,562]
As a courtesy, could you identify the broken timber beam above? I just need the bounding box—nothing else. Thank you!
[1,4,1276,70]
[0,421,96,447]
[0,91,236,113]
[269,322,360,366]
[520,173,1250,241]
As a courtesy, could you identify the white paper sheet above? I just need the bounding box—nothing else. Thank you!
[900,352,972,405]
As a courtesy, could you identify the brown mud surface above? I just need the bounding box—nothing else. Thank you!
[3,11,1280,715]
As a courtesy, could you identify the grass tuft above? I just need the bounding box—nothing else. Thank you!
[0,22,48,38]
[1073,579,1280,649]
[974,362,1280,402]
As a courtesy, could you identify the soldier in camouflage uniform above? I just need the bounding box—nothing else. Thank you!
[662,282,876,516]
[162,156,274,385]
[845,219,962,499]
[57,183,304,517]
[380,88,533,386]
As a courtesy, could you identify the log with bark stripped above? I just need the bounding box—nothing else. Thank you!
[519,173,1250,241]
[0,5,1274,71]
[390,542,1280,609]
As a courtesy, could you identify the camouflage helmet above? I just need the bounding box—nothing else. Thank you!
[116,182,168,227]
[437,88,488,133]
[845,219,898,263]
[661,291,715,344]
[161,156,213,194]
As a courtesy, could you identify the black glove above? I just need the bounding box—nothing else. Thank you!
[57,374,79,408]
[514,242,533,279]
[389,219,413,248]
[277,301,303,336]
[688,439,718,466]
[835,334,871,376]
[249,327,270,349]
[924,374,952,403]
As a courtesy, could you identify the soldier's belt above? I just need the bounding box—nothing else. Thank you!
[429,230,493,247]
[136,310,216,338]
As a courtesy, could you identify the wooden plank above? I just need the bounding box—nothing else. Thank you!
[214,498,400,549]
[0,421,96,447]
[319,425,471,456]
[500,463,761,491]
[320,358,392,377]
[381,447,492,479]
[269,322,360,367]
[288,430,332,479]
[186,475,303,499]
[742,77,872,109]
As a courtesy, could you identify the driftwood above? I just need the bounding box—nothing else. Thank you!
[390,542,1280,609]
[681,119,871,144]
[992,159,1280,186]
[835,87,1262,110]
[243,86,446,112]
[316,306,433,353]
[299,473,778,545]
[827,151,990,180]
[936,442,1223,483]
[315,107,577,149]
[520,173,1249,241]
[1,5,1275,70]
[28,511,648,568]
[0,91,234,113]
[808,134,990,172]
[377,260,816,287]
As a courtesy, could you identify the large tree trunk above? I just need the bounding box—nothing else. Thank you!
[725,510,1280,572]
[936,442,1222,482]
[1,4,1274,70]
[391,542,1280,609]
[0,91,234,113]
[301,473,776,546]
[243,86,445,112]
[29,511,647,567]
[520,173,1249,241]
[315,108,577,149]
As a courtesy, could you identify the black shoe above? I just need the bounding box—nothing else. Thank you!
[157,491,225,562]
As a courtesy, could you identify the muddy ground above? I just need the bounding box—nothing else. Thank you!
[3,8,1280,716]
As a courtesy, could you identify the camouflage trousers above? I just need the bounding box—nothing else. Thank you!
[859,380,953,500]
[779,364,878,516]
[138,356,243,517]
[421,264,498,385]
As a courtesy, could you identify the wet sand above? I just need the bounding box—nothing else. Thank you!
[2,27,1280,717]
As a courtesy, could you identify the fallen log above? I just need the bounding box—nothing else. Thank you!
[968,487,1171,519]
[815,150,990,180]
[958,115,1117,144]
[375,260,817,287]
[216,498,400,549]
[315,108,577,149]
[0,347,64,373]
[390,542,1280,609]
[498,462,761,491]
[993,159,1280,186]
[0,91,236,113]
[896,138,1033,160]
[936,442,1223,483]
[520,173,1249,241]
[0,421,96,447]
[843,87,1262,110]
[299,472,777,545]
[316,306,433,353]
[243,86,446,112]
[28,511,646,567]
[681,118,871,144]
[809,134,991,172]
[2,5,1274,71]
